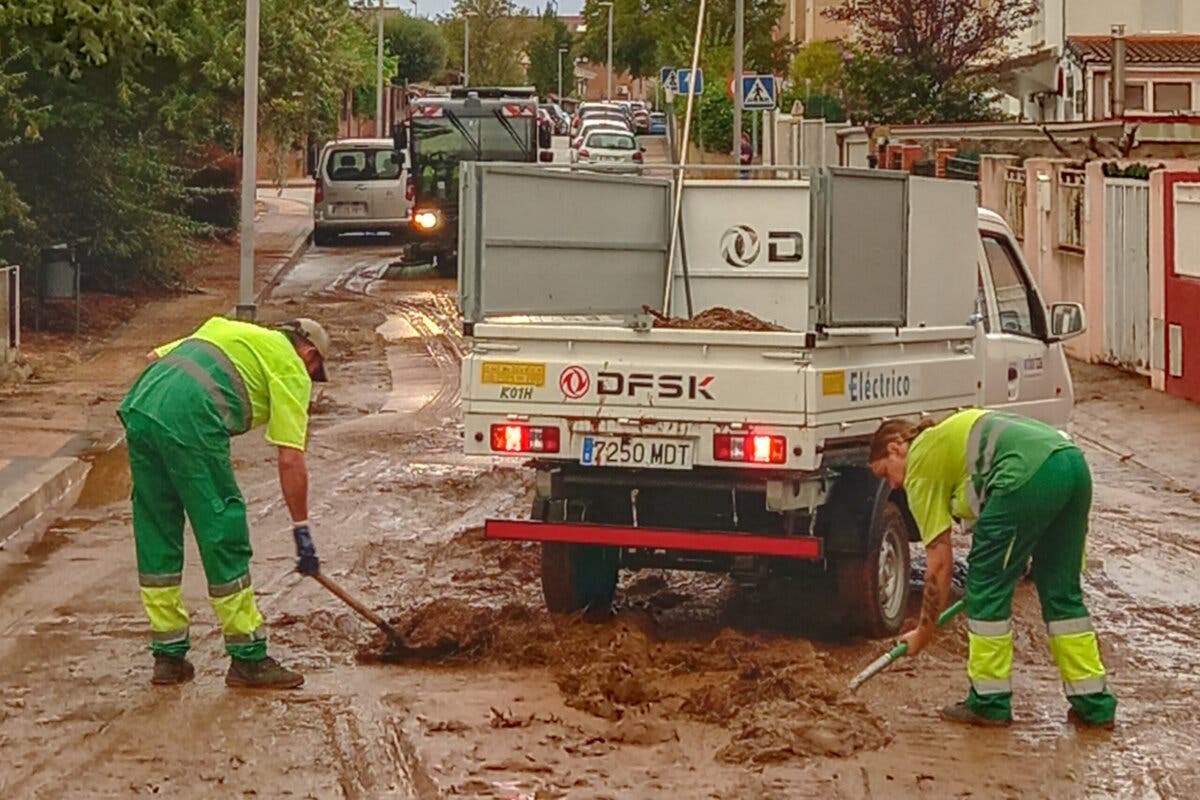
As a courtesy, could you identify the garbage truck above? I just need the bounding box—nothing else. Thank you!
[455,165,1087,636]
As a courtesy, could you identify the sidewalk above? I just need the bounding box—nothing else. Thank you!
[0,192,312,547]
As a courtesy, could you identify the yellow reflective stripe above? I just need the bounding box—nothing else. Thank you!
[1046,616,1094,637]
[967,629,1013,695]
[139,572,182,588]
[1048,630,1107,685]
[968,618,1011,637]
[141,586,190,634]
[208,585,265,641]
[209,573,252,598]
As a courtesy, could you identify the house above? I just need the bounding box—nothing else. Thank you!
[1063,32,1200,119]
[777,0,848,45]
[995,0,1200,121]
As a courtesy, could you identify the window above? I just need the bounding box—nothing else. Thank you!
[981,235,1045,338]
[1154,82,1192,113]
[586,132,635,150]
[1125,83,1146,111]
[325,149,403,182]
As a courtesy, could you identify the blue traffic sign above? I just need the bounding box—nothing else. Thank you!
[660,66,675,84]
[660,67,678,93]
[741,74,776,109]
[677,68,704,96]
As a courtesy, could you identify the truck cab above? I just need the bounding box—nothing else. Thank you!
[455,165,1086,638]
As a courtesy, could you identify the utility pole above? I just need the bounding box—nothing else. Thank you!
[558,46,569,99]
[599,1,614,100]
[237,0,261,320]
[376,0,385,138]
[464,10,475,86]
[732,0,744,162]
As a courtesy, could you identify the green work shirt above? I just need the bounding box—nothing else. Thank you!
[904,410,1075,545]
[152,317,312,451]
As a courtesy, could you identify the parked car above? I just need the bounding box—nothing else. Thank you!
[575,129,644,172]
[649,112,667,135]
[570,120,633,162]
[312,138,410,246]
[537,108,555,142]
[632,107,651,134]
[542,103,571,135]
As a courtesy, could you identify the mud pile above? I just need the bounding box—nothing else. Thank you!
[643,305,789,332]
[362,600,889,764]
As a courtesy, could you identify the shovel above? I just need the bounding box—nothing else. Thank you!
[308,572,440,662]
[848,598,966,692]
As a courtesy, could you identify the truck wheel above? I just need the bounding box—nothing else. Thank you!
[834,501,911,638]
[434,250,457,278]
[538,501,619,614]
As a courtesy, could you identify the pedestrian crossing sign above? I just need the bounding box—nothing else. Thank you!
[660,67,678,93]
[741,75,777,109]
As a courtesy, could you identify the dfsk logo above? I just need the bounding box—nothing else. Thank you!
[719,225,804,268]
[597,372,715,400]
[559,366,590,399]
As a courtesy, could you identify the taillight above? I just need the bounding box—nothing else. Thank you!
[578,149,589,159]
[314,178,324,205]
[405,174,414,201]
[573,138,583,149]
[490,424,561,454]
[713,433,786,464]
[632,151,643,163]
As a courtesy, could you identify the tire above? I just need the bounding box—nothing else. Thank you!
[434,250,457,278]
[833,501,911,638]
[538,500,619,614]
[313,228,337,247]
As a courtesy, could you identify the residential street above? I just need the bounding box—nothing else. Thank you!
[1,232,1198,799]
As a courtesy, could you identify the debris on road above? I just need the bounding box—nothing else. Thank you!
[641,305,789,332]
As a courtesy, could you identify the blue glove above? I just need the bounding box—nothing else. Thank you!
[293,524,320,575]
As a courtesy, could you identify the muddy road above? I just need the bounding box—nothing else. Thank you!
[1,241,1199,798]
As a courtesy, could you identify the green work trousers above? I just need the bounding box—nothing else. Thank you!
[121,409,267,661]
[964,446,1117,724]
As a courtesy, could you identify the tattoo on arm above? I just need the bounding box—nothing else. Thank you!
[919,572,943,629]
[919,530,952,630]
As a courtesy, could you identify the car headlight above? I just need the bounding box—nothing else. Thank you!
[413,210,439,230]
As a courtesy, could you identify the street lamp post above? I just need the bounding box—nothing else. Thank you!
[237,0,261,320]
[598,1,613,100]
[463,10,476,87]
[558,46,569,100]
[409,0,417,15]
[375,0,385,138]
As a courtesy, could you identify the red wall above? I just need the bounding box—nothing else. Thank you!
[1163,173,1200,403]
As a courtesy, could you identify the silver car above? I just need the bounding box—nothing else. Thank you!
[312,138,411,246]
[575,129,644,172]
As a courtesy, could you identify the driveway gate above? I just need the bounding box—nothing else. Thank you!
[1102,178,1151,372]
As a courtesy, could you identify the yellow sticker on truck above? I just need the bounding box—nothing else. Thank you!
[481,361,546,387]
[822,371,846,396]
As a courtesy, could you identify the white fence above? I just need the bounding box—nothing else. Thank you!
[1,265,17,362]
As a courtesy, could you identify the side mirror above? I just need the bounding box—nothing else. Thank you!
[1049,302,1086,341]
[391,123,408,152]
[538,127,552,150]
[538,151,554,163]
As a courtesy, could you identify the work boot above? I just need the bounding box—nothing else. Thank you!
[225,656,305,689]
[1067,708,1115,730]
[940,702,1012,727]
[151,654,195,686]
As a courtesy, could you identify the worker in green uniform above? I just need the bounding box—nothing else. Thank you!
[869,410,1117,728]
[117,316,330,689]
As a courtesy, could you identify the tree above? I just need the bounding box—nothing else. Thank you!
[526,6,574,97]
[825,0,1038,123]
[385,13,447,84]
[579,0,658,83]
[653,0,790,77]
[789,40,845,98]
[443,0,527,86]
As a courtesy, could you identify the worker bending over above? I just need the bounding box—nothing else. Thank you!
[869,410,1117,727]
[117,316,328,688]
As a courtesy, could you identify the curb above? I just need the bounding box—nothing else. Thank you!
[0,457,90,550]
[256,227,313,305]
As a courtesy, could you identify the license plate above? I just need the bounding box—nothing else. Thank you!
[580,436,693,470]
[333,203,366,217]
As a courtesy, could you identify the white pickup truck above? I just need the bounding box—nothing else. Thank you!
[456,165,1086,637]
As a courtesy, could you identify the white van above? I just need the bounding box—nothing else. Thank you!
[312,138,412,246]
